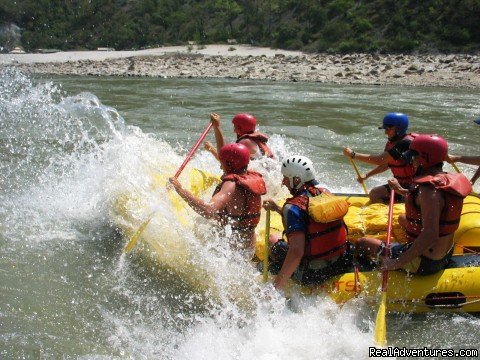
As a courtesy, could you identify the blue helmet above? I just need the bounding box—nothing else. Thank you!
[474,118,480,125]
[378,113,409,137]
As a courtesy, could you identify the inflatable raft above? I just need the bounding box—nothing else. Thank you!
[114,167,480,313]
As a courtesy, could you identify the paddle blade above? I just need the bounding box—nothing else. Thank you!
[374,292,388,346]
[124,215,154,254]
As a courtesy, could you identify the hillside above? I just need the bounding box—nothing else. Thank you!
[1,0,479,54]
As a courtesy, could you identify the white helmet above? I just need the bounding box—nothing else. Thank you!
[281,155,316,190]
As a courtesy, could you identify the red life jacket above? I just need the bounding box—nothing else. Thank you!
[237,132,274,158]
[284,184,348,260]
[384,133,416,185]
[405,173,472,242]
[213,170,267,230]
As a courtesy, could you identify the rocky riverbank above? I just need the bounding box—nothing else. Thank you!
[1,44,479,88]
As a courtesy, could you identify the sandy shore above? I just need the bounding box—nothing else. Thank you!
[1,44,479,88]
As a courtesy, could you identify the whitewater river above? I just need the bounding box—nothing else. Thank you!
[1,68,479,359]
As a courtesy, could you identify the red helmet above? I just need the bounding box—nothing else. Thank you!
[232,113,256,135]
[406,134,448,169]
[219,143,250,173]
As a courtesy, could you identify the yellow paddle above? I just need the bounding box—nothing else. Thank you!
[124,214,154,254]
[124,122,213,254]
[263,210,271,282]
[374,189,395,346]
[349,158,369,195]
[451,162,462,174]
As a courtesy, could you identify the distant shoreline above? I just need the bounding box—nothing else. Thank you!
[1,44,479,89]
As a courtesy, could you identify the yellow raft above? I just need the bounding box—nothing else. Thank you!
[115,168,480,313]
[190,169,480,313]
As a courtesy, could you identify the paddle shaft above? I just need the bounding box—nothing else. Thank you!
[451,162,462,174]
[382,189,396,290]
[263,210,271,282]
[374,189,395,346]
[349,158,369,195]
[174,122,213,179]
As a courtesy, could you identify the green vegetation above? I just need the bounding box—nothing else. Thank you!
[1,0,479,53]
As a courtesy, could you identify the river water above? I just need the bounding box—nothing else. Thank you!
[1,68,479,359]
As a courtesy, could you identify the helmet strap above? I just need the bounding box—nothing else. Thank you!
[227,166,248,175]
[289,177,303,193]
[414,166,424,177]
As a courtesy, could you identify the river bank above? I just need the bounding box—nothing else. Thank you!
[1,44,479,88]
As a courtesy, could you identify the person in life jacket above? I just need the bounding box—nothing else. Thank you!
[448,118,480,185]
[343,112,416,203]
[262,155,353,290]
[204,112,274,161]
[355,134,472,275]
[169,143,266,254]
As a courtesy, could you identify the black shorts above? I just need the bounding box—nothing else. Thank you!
[269,240,354,285]
[384,242,453,275]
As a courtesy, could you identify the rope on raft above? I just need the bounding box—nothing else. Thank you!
[455,244,480,255]
[388,294,480,308]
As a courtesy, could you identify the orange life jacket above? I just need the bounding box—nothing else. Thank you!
[284,184,348,260]
[385,133,416,185]
[405,172,472,241]
[213,170,267,230]
[237,132,274,158]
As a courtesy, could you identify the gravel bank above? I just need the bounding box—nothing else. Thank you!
[1,44,479,88]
